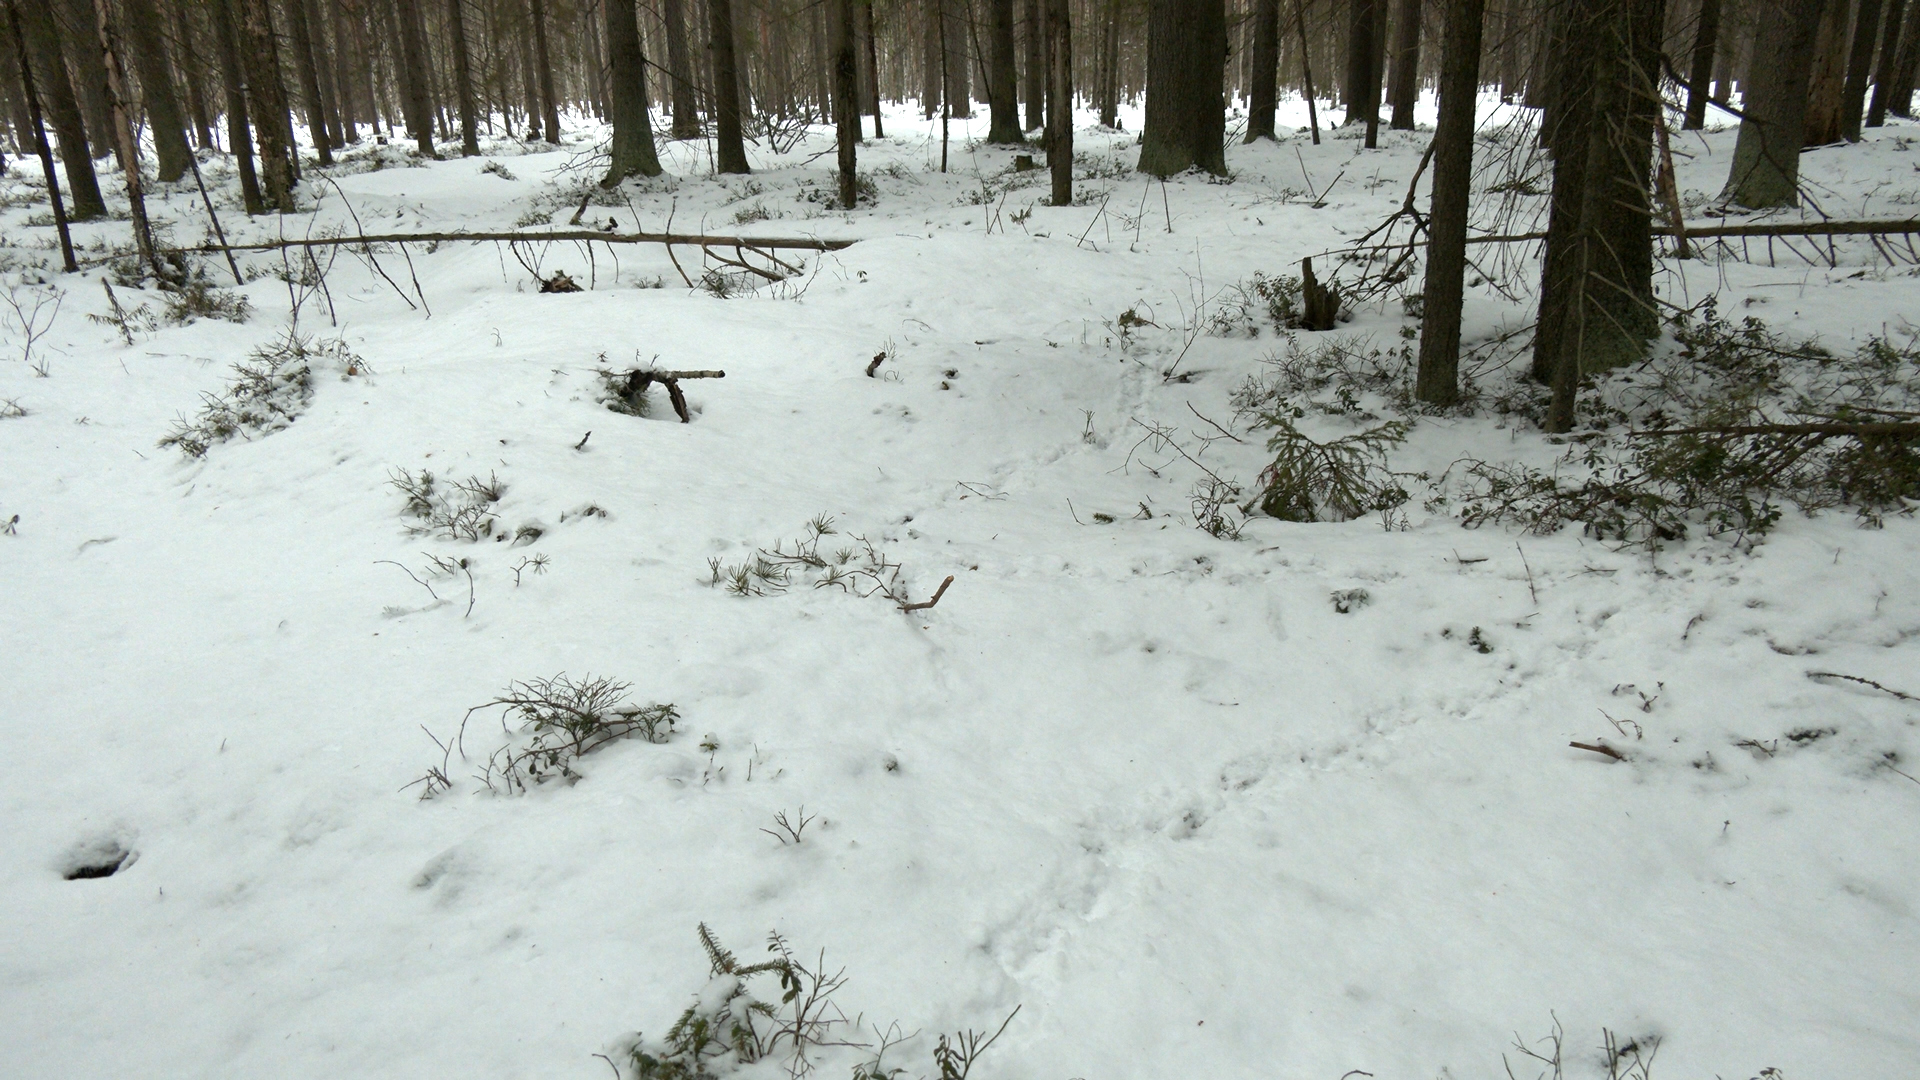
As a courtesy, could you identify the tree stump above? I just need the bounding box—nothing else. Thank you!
[1301,256,1340,330]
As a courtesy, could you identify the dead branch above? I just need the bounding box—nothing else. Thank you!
[1628,421,1920,439]
[1570,740,1627,762]
[616,367,726,423]
[1806,670,1919,702]
[900,575,954,613]
[161,229,856,257]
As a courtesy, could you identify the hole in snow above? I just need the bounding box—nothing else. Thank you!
[62,835,135,880]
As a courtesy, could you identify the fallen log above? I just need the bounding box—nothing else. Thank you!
[160,229,856,255]
[616,367,725,424]
[1629,421,1920,439]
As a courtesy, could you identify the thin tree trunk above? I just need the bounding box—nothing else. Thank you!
[238,0,297,209]
[943,0,969,116]
[662,0,698,136]
[447,0,480,153]
[708,0,748,170]
[530,0,562,142]
[93,0,163,276]
[864,0,884,135]
[1294,0,1319,141]
[1866,0,1906,123]
[6,0,77,270]
[831,0,858,204]
[1416,0,1485,406]
[603,0,663,181]
[1386,0,1420,129]
[286,0,335,161]
[1724,0,1829,206]
[395,0,438,152]
[1684,0,1722,127]
[210,0,262,212]
[1045,0,1069,202]
[1840,0,1884,138]
[986,0,1019,139]
[172,1,216,149]
[14,0,105,217]
[1248,0,1279,140]
[1022,0,1042,128]
[1140,0,1226,175]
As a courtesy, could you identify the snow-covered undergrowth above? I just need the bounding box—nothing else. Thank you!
[2,98,1916,1080]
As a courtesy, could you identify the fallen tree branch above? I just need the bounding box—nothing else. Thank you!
[1628,421,1920,439]
[1570,740,1627,762]
[160,229,857,255]
[899,575,954,612]
[617,367,725,424]
[1806,670,1919,702]
[1452,218,1920,247]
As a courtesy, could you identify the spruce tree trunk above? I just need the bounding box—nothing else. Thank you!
[210,0,263,213]
[1892,7,1920,116]
[530,0,562,143]
[1344,0,1380,129]
[1724,0,1829,207]
[172,2,216,149]
[396,0,438,153]
[92,0,162,277]
[308,0,346,148]
[1865,0,1906,124]
[662,0,699,137]
[831,0,859,205]
[1099,0,1119,126]
[6,0,78,269]
[1139,0,1226,176]
[1022,0,1042,128]
[56,0,113,159]
[864,0,884,135]
[1801,0,1851,145]
[1416,0,1485,407]
[986,0,1020,140]
[118,0,193,179]
[446,0,480,154]
[238,0,297,209]
[14,0,105,218]
[1045,0,1069,203]
[1684,0,1722,128]
[708,0,749,170]
[1386,0,1420,130]
[1247,0,1279,140]
[331,0,362,143]
[943,0,969,117]
[1840,0,1884,138]
[603,0,663,182]
[285,0,335,162]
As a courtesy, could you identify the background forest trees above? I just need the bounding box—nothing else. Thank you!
[3,0,1914,422]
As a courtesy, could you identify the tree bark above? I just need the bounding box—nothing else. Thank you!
[1801,0,1852,145]
[394,0,437,153]
[446,0,481,154]
[708,0,748,170]
[56,0,113,159]
[986,0,1020,140]
[114,0,193,179]
[1139,0,1226,175]
[944,0,970,117]
[1344,0,1381,131]
[831,0,859,205]
[210,0,263,213]
[92,0,163,277]
[1416,0,1485,406]
[1247,0,1279,140]
[1684,0,1722,128]
[13,0,105,218]
[285,0,335,162]
[1894,7,1920,117]
[6,0,78,270]
[238,0,297,210]
[603,0,663,181]
[1045,0,1069,203]
[307,0,346,148]
[1022,0,1042,128]
[529,0,562,143]
[171,1,216,150]
[1839,0,1884,138]
[662,0,699,137]
[1724,0,1829,207]
[864,0,884,136]
[1386,0,1421,130]
[1865,0,1906,124]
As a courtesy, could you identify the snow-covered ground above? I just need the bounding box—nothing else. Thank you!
[2,96,1917,1080]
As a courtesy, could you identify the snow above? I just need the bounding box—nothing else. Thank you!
[2,97,1917,1080]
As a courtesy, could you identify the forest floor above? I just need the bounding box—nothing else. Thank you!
[2,98,1918,1080]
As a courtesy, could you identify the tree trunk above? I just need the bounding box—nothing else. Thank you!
[1386,0,1420,129]
[1022,0,1042,128]
[331,0,362,143]
[603,0,663,181]
[392,0,436,152]
[831,0,859,205]
[308,0,346,147]
[1866,0,1907,124]
[172,2,216,150]
[1344,0,1380,130]
[1416,0,1485,406]
[117,0,193,179]
[1724,0,1829,207]
[1802,0,1852,145]
[13,0,105,218]
[210,0,262,213]
[924,0,941,118]
[709,0,748,170]
[6,0,78,270]
[864,0,884,136]
[447,0,481,154]
[662,0,699,137]
[1684,0,1721,128]
[1045,0,1069,203]
[986,0,1020,140]
[238,0,297,209]
[1839,0,1884,138]
[943,0,969,117]
[1139,0,1226,175]
[92,0,162,277]
[530,0,562,143]
[1895,6,1920,117]
[56,0,113,159]
[285,0,335,162]
[1247,0,1279,140]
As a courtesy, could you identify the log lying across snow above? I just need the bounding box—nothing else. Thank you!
[166,229,858,255]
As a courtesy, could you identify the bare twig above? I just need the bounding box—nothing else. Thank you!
[1806,670,1919,702]
[1570,741,1627,762]
[899,575,954,613]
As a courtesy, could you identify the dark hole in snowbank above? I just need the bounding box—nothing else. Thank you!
[63,836,135,880]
